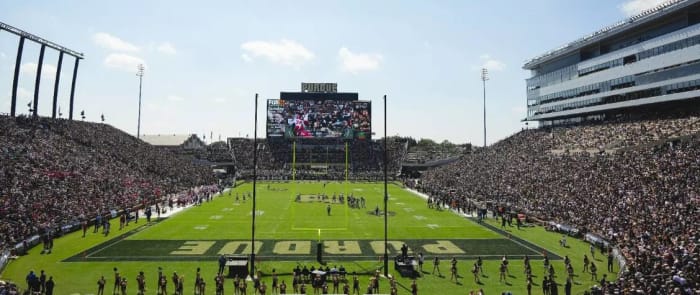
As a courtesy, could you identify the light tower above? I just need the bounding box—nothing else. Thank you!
[481,68,489,147]
[136,64,145,139]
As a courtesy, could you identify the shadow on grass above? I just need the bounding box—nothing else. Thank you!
[395,281,411,292]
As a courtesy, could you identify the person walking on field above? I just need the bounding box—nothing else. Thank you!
[97,276,106,295]
[432,256,441,276]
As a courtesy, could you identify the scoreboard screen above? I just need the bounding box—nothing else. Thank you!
[267,99,371,139]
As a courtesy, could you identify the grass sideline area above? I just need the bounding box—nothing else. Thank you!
[1,182,617,294]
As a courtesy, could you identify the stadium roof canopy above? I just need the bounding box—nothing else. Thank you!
[523,0,694,70]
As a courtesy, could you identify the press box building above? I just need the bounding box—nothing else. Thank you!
[524,0,700,125]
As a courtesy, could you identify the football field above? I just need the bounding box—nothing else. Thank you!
[1,182,616,294]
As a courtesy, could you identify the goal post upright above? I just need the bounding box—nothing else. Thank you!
[345,140,349,227]
[292,139,296,182]
[290,139,297,225]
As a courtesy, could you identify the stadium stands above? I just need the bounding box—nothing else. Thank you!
[403,140,466,165]
[196,141,235,163]
[0,115,215,254]
[5,107,698,293]
[417,111,700,294]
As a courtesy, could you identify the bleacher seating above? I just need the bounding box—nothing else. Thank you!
[416,111,700,294]
[0,116,215,253]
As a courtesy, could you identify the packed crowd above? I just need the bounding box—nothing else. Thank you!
[404,150,462,164]
[0,116,216,254]
[546,112,700,151]
[419,113,699,294]
[193,141,235,163]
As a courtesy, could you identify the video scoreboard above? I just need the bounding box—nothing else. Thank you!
[267,83,371,139]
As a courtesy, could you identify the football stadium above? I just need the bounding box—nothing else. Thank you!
[1,1,699,294]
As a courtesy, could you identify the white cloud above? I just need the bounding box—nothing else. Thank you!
[213,97,227,103]
[157,42,177,55]
[338,47,383,74]
[240,39,314,67]
[620,0,669,17]
[473,54,506,72]
[17,87,31,100]
[2,88,35,109]
[241,54,253,63]
[20,62,57,77]
[103,53,146,73]
[482,59,506,71]
[167,95,185,102]
[93,32,140,52]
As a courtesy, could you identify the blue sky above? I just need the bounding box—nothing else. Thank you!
[0,0,669,145]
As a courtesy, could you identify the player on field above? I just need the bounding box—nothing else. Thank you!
[432,256,441,276]
[450,257,459,283]
[279,280,287,294]
[136,271,145,295]
[113,268,121,295]
[97,275,106,295]
[352,274,360,295]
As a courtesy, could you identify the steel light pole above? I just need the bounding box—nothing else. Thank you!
[136,64,145,138]
[383,95,389,277]
[481,68,489,147]
[251,93,259,277]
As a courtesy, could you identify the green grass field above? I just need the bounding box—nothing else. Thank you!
[1,182,617,294]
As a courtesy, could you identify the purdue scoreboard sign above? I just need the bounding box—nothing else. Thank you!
[301,82,337,93]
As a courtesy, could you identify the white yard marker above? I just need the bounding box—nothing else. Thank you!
[248,210,265,216]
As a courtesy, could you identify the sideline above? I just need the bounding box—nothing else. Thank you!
[404,187,475,218]
[138,187,232,220]
[62,187,232,262]
[404,187,562,260]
